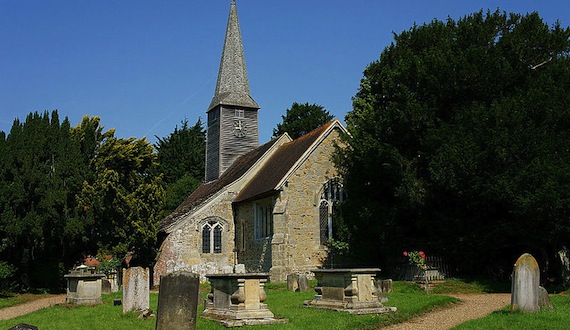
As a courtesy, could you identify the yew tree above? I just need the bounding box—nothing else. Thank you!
[76,118,165,267]
[273,102,334,139]
[337,10,570,277]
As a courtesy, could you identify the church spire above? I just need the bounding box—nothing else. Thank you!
[208,0,259,112]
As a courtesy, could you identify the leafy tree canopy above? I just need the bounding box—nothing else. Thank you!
[78,128,165,267]
[155,118,205,184]
[0,110,87,288]
[337,10,570,277]
[155,118,205,215]
[273,102,334,139]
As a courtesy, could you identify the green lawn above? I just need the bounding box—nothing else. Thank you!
[0,282,456,330]
[4,279,567,329]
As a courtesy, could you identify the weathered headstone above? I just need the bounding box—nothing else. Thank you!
[287,273,299,292]
[101,279,112,294]
[123,267,150,314]
[511,253,540,312]
[377,279,393,293]
[298,274,310,292]
[538,286,554,310]
[156,271,200,330]
[287,273,311,292]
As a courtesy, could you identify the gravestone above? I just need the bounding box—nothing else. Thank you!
[101,279,112,294]
[511,253,540,312]
[123,267,150,314]
[298,274,310,292]
[287,273,311,292]
[538,286,554,310]
[156,271,200,330]
[287,273,299,292]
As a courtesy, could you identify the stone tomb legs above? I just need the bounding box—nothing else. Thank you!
[304,268,397,315]
[202,273,287,327]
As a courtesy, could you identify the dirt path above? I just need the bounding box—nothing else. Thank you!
[0,294,66,321]
[383,293,511,330]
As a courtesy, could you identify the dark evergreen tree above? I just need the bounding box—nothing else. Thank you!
[336,10,570,278]
[0,111,87,289]
[155,118,205,213]
[273,102,334,139]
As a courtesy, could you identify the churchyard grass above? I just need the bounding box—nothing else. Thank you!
[0,281,456,330]
[0,293,54,309]
[452,295,570,330]
[430,278,510,294]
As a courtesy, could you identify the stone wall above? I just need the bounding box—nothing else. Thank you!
[236,128,343,282]
[236,196,274,273]
[154,191,237,284]
[272,129,342,281]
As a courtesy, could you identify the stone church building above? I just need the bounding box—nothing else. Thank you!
[153,0,347,283]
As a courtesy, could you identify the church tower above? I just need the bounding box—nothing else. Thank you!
[205,0,260,182]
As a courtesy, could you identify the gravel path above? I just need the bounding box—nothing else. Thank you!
[0,294,66,321]
[383,293,511,330]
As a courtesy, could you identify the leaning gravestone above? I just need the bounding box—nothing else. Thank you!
[156,272,200,330]
[511,253,540,312]
[123,267,150,314]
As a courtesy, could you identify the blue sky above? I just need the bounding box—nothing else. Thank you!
[1,1,568,144]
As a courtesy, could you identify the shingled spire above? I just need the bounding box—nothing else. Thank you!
[208,0,259,111]
[205,0,260,182]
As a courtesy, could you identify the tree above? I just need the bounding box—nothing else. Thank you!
[155,118,205,213]
[336,10,570,277]
[78,131,165,267]
[273,102,334,139]
[0,111,88,288]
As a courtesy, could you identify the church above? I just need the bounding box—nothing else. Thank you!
[153,0,347,283]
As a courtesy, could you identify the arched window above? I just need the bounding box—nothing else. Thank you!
[202,221,224,254]
[319,178,345,245]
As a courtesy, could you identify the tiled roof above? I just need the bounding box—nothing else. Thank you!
[160,138,278,232]
[234,121,335,203]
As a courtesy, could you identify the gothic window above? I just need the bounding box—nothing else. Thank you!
[254,200,273,239]
[202,221,223,254]
[319,178,345,245]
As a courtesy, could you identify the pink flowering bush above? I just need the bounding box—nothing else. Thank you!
[403,250,427,270]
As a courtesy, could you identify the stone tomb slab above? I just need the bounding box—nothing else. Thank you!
[304,268,396,314]
[64,272,105,305]
[202,273,288,327]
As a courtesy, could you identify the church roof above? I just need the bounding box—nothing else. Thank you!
[160,137,278,232]
[234,121,336,203]
[208,0,259,112]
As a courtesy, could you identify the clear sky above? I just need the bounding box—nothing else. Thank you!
[1,0,568,145]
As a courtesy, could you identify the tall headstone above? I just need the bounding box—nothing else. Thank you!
[511,253,540,312]
[156,271,200,330]
[123,267,150,314]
